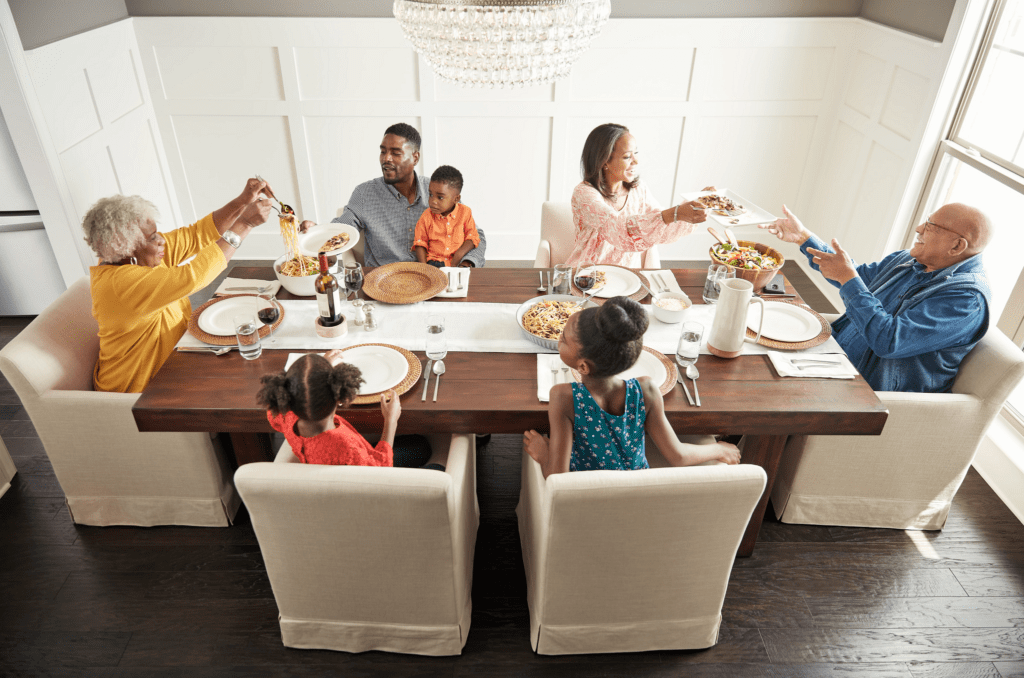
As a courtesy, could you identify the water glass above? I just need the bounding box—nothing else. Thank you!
[703,265,736,304]
[425,314,447,361]
[675,321,704,369]
[233,313,262,360]
[552,263,571,294]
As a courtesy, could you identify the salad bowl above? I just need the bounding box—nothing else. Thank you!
[709,239,784,294]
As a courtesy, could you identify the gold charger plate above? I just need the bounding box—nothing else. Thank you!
[188,294,284,347]
[570,264,651,303]
[745,300,832,350]
[363,262,448,304]
[571,346,677,396]
[344,343,422,406]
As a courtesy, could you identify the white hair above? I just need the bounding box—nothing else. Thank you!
[82,195,160,262]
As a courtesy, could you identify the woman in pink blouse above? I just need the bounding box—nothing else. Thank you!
[565,123,708,268]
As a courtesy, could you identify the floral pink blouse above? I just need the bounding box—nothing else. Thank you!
[565,181,697,268]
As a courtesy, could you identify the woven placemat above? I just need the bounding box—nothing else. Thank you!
[363,262,448,304]
[571,346,677,396]
[345,343,422,405]
[745,300,832,350]
[187,294,284,346]
[570,264,651,303]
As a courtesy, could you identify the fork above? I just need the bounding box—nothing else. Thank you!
[551,368,560,386]
[457,270,465,291]
[561,367,570,384]
[446,272,454,293]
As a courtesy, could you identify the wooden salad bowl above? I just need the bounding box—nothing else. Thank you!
[709,240,784,294]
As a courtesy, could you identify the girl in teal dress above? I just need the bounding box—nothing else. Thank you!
[523,296,740,478]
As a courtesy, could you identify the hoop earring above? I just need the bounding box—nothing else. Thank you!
[130,257,138,266]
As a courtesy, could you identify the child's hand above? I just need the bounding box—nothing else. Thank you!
[324,349,345,366]
[716,442,741,465]
[522,430,549,465]
[380,390,401,426]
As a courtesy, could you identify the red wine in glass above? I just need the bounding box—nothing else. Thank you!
[257,306,279,325]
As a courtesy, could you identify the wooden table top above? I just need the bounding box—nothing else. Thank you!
[133,267,887,437]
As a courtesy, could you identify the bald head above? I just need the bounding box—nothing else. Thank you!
[939,203,992,255]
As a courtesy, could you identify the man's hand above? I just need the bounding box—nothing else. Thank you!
[808,239,857,285]
[759,204,811,245]
[297,220,316,234]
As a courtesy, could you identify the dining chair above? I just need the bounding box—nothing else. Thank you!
[516,450,766,655]
[234,433,479,656]
[0,277,240,526]
[533,201,661,269]
[0,436,16,499]
[771,326,1024,530]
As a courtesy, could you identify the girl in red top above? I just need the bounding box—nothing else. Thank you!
[257,350,444,470]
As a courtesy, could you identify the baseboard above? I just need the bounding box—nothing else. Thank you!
[972,415,1024,527]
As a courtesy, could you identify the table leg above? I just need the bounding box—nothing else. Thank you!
[228,432,274,466]
[736,434,787,557]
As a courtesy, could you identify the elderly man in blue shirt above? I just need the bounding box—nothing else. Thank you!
[759,203,992,393]
[301,122,486,268]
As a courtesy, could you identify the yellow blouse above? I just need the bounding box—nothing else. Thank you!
[91,214,226,393]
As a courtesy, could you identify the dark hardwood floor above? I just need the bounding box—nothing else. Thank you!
[3,263,1024,676]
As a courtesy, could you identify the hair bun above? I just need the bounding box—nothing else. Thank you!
[595,296,648,343]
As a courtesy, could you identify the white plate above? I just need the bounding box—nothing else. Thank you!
[298,223,360,256]
[341,345,409,395]
[679,188,776,227]
[591,266,641,298]
[573,348,668,385]
[197,297,270,336]
[747,302,821,343]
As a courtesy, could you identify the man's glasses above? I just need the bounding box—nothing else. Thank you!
[925,220,968,246]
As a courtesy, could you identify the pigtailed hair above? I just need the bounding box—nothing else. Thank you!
[577,296,649,377]
[329,362,365,407]
[256,372,293,417]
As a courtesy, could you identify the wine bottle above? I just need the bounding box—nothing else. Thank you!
[315,253,343,327]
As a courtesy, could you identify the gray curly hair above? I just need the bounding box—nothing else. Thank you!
[82,195,160,263]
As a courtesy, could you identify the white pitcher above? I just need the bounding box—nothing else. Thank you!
[707,278,765,358]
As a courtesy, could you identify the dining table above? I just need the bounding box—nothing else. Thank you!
[133,266,888,556]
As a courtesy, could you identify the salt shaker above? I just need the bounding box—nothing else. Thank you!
[362,302,378,332]
[351,298,365,327]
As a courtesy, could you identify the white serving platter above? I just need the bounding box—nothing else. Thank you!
[679,188,777,227]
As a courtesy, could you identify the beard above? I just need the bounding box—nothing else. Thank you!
[381,164,401,184]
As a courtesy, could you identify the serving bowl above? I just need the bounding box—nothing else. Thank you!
[651,291,691,324]
[708,239,784,294]
[274,253,319,297]
[516,294,598,351]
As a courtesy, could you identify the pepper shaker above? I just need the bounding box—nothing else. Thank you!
[363,302,378,332]
[351,298,365,327]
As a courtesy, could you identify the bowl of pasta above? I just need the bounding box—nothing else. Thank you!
[516,294,598,351]
[708,240,784,294]
[274,252,320,297]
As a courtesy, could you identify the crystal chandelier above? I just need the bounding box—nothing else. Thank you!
[393,0,611,89]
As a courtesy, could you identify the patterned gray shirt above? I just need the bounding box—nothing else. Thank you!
[332,173,486,268]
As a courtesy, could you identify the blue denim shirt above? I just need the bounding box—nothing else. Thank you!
[802,235,990,393]
[332,173,486,268]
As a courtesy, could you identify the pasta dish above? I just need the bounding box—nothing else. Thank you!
[522,300,582,340]
[278,213,318,277]
[711,243,779,271]
[319,232,351,253]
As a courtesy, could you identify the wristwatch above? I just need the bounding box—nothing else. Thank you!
[220,230,242,249]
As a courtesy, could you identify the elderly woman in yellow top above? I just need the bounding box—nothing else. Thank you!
[83,178,274,393]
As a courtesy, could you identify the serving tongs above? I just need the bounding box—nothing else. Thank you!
[707,227,727,246]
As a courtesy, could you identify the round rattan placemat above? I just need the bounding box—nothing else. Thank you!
[570,264,651,303]
[363,262,448,304]
[188,294,284,346]
[571,346,677,396]
[745,300,832,350]
[344,343,422,405]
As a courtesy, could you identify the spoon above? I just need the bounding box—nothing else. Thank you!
[432,360,445,402]
[707,226,727,246]
[724,228,739,247]
[686,363,701,407]
[177,346,235,355]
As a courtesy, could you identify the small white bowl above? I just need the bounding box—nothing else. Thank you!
[274,253,318,297]
[651,291,691,324]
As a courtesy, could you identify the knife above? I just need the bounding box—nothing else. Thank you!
[676,369,695,406]
[421,359,433,401]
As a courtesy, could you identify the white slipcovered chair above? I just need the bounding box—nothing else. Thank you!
[771,328,1024,530]
[516,450,766,655]
[0,436,15,498]
[533,201,661,269]
[0,277,240,526]
[234,434,479,656]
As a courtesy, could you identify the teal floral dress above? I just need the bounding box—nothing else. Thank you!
[570,379,649,471]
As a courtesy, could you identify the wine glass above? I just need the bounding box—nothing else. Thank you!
[574,261,597,295]
[343,262,363,301]
[256,293,281,345]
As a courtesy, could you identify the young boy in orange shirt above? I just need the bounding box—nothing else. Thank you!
[412,165,481,268]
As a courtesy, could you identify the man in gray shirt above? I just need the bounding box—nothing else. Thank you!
[303,123,486,268]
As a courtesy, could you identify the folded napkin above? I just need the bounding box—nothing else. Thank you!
[537,354,572,402]
[767,351,859,379]
[213,277,281,297]
[433,267,470,298]
[645,270,683,294]
[284,352,321,371]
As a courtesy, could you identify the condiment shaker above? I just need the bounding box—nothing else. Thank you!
[363,302,378,331]
[351,298,365,326]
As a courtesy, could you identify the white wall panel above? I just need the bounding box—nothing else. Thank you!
[295,47,419,101]
[89,50,143,125]
[155,46,284,101]
[843,50,886,118]
[435,80,553,102]
[57,138,120,218]
[879,66,929,141]
[844,141,903,263]
[569,48,693,102]
[29,64,101,153]
[808,120,863,235]
[696,47,834,101]
[107,116,175,226]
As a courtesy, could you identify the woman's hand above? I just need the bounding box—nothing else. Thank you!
[324,349,345,367]
[380,390,401,427]
[675,200,707,224]
[523,430,550,466]
[241,177,269,204]
[759,204,812,244]
[239,198,273,228]
[298,220,316,234]
[716,441,741,465]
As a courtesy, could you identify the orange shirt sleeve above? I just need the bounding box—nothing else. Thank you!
[461,206,481,248]
[412,211,432,251]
